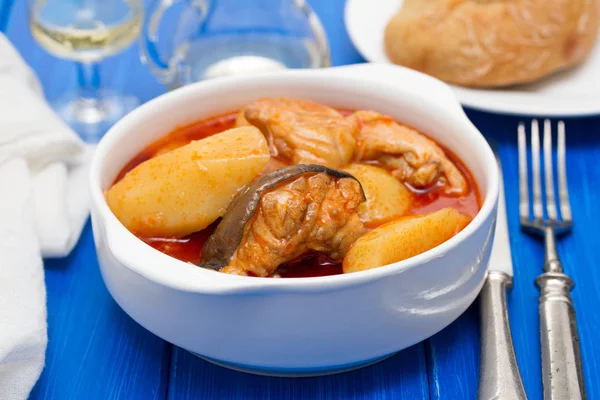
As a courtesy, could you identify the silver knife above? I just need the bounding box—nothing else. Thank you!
[477,158,528,400]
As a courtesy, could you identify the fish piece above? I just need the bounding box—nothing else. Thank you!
[351,110,467,194]
[202,165,366,277]
[241,98,357,169]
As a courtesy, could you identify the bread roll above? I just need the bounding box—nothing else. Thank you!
[384,0,599,87]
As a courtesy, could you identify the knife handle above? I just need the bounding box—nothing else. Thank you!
[478,271,527,400]
[536,272,586,400]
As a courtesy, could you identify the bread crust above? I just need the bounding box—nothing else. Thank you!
[384,0,599,87]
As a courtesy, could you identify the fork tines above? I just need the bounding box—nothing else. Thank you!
[517,119,572,233]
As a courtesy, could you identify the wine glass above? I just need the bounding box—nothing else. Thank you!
[28,0,144,142]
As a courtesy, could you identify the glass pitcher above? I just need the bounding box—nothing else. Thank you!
[141,0,330,88]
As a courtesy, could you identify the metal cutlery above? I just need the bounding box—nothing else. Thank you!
[478,155,527,400]
[518,120,586,400]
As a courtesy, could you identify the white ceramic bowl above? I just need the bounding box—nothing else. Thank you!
[90,64,499,376]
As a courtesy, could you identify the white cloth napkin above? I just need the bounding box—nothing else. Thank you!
[0,33,91,399]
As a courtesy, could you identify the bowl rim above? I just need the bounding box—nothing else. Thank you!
[91,66,499,294]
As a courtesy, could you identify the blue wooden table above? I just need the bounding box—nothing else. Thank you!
[2,0,599,399]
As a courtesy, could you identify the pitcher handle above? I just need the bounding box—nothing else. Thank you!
[140,0,174,83]
[141,0,208,84]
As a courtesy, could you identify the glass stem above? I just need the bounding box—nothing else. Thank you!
[77,62,101,101]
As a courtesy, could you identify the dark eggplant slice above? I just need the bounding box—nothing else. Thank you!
[200,164,365,271]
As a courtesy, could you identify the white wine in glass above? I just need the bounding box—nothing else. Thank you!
[28,0,144,142]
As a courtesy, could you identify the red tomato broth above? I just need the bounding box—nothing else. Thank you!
[115,111,481,278]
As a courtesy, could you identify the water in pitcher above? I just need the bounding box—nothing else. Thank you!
[142,0,330,88]
[170,33,323,83]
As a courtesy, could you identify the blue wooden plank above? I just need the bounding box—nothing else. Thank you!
[547,116,600,399]
[30,224,171,400]
[3,1,171,399]
[0,0,13,32]
[168,345,429,400]
[427,110,600,400]
[426,306,479,400]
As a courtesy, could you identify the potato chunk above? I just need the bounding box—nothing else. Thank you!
[107,127,270,237]
[343,208,471,273]
[343,164,413,227]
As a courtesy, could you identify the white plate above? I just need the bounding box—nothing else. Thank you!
[345,0,600,117]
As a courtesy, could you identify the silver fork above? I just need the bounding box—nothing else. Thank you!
[518,120,586,400]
